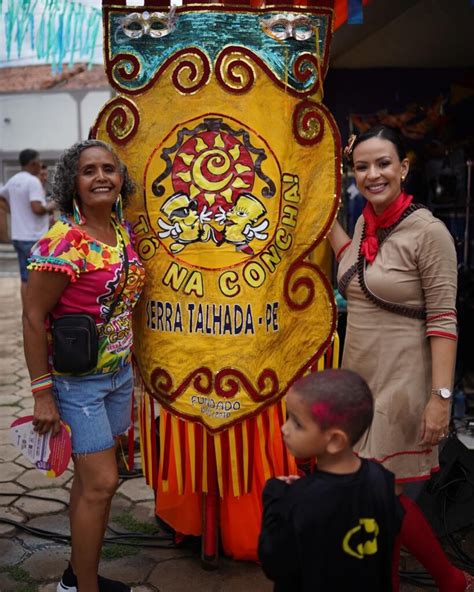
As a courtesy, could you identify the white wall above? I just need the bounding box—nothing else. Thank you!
[0,88,112,242]
[0,89,112,154]
[81,91,112,139]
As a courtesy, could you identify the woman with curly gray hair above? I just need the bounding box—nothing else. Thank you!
[52,140,136,216]
[23,140,145,592]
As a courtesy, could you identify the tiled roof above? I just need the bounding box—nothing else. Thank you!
[0,64,110,93]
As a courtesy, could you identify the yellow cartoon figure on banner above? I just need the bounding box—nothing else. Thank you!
[93,0,340,561]
[159,192,214,254]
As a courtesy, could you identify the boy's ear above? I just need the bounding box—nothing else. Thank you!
[326,429,349,454]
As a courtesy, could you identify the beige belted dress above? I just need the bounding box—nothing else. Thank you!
[337,206,457,482]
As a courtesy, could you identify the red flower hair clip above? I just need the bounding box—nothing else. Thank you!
[343,134,357,161]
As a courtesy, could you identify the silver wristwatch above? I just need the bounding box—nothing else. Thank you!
[431,388,453,400]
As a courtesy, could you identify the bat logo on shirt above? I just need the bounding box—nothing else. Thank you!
[342,518,380,559]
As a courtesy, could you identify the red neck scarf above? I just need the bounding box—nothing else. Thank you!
[361,192,413,263]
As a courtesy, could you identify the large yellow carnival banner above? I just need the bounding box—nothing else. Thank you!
[93,0,340,551]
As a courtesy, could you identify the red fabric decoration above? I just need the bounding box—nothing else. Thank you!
[361,192,413,263]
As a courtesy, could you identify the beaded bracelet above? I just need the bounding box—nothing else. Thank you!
[31,372,51,384]
[31,373,53,395]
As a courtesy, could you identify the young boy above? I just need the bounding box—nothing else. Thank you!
[258,369,404,591]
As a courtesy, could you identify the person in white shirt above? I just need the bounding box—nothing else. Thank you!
[0,149,55,305]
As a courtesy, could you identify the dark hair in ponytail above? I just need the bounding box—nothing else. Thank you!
[350,125,407,162]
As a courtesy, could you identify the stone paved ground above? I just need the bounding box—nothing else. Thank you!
[0,273,472,591]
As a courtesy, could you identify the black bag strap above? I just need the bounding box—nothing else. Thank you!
[356,203,427,320]
[102,222,130,327]
[338,203,427,320]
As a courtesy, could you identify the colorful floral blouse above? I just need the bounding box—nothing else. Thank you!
[28,216,145,374]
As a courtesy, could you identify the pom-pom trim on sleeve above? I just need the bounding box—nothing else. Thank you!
[27,257,80,281]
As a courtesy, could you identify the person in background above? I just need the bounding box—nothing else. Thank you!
[328,125,473,591]
[23,140,145,592]
[39,163,49,191]
[259,369,403,591]
[38,163,56,227]
[0,149,55,305]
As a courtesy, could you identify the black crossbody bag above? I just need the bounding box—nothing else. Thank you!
[51,229,129,374]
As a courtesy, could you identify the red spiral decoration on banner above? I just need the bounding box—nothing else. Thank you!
[171,48,212,94]
[215,50,256,95]
[215,46,320,98]
[150,366,278,403]
[91,96,139,145]
[215,368,278,401]
[150,367,213,400]
[293,53,320,93]
[110,53,141,82]
[150,368,173,397]
[105,98,139,145]
[284,260,321,311]
[292,100,325,146]
[108,48,211,95]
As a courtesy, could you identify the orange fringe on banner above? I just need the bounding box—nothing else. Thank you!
[137,335,339,559]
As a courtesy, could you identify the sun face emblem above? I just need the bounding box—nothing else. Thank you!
[172,131,255,214]
[150,116,279,260]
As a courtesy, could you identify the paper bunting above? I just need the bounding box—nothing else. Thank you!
[0,0,101,73]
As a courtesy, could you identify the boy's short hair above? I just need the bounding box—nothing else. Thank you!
[292,369,374,445]
[19,149,39,167]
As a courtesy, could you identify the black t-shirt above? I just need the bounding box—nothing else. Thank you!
[258,459,404,592]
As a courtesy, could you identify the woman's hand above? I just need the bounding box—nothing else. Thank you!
[33,390,61,436]
[420,395,450,446]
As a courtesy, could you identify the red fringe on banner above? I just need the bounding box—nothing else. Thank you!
[137,334,339,499]
[135,334,339,558]
[139,394,295,499]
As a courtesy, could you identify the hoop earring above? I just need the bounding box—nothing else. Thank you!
[73,198,86,225]
[115,193,124,224]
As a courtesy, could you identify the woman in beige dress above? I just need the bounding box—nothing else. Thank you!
[328,125,473,591]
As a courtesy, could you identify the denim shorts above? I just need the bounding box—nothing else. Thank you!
[53,364,133,455]
[12,240,35,282]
